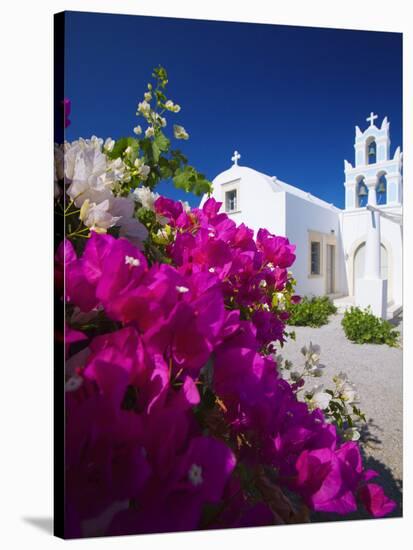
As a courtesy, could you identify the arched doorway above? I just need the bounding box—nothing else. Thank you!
[353,242,390,301]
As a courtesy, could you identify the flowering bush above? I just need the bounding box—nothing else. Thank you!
[56,67,395,538]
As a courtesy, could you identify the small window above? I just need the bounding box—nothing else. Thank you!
[225,189,237,212]
[310,241,321,275]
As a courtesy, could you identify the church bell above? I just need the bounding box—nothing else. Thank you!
[377,181,386,193]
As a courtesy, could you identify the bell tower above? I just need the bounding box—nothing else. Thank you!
[343,113,402,210]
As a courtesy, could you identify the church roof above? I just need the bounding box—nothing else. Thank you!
[213,164,341,212]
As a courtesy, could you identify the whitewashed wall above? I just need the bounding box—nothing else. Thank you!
[203,165,287,237]
[340,206,402,306]
[284,193,345,296]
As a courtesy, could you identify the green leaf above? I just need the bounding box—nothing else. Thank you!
[173,165,197,193]
[172,165,212,196]
[152,141,160,163]
[171,149,188,165]
[154,131,170,152]
[106,137,139,159]
[159,157,173,179]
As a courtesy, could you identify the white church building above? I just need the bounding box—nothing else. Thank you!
[202,113,402,319]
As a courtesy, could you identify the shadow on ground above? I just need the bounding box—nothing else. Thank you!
[22,517,53,535]
[359,418,383,448]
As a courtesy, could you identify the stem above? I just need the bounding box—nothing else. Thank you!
[65,208,81,217]
[64,199,74,214]
[67,227,90,238]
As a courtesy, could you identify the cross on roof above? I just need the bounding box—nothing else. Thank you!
[366,112,378,126]
[231,150,241,165]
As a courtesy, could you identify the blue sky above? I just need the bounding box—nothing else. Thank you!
[63,11,402,208]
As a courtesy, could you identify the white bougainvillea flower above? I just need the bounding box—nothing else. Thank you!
[145,126,155,138]
[54,143,64,181]
[344,427,361,441]
[165,100,181,113]
[333,371,349,385]
[133,158,151,181]
[144,92,152,102]
[133,186,159,211]
[133,125,142,135]
[118,217,149,250]
[54,143,64,199]
[306,384,332,410]
[301,341,325,376]
[137,100,151,116]
[301,341,321,361]
[333,371,358,404]
[64,136,105,179]
[173,124,189,140]
[105,156,128,186]
[104,137,115,152]
[108,196,134,219]
[79,199,120,233]
[181,201,191,213]
[65,137,112,207]
[340,382,358,404]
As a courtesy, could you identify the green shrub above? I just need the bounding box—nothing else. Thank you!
[287,296,337,328]
[341,306,399,346]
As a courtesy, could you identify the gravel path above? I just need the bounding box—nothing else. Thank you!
[280,312,403,518]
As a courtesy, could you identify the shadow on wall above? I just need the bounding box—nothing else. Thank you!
[388,311,403,328]
[22,517,53,535]
[337,221,349,297]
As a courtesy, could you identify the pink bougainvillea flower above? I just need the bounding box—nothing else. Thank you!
[96,236,147,310]
[173,436,236,502]
[154,196,183,224]
[359,483,396,518]
[252,309,285,347]
[84,326,169,415]
[108,435,235,536]
[54,238,77,294]
[64,324,87,358]
[63,232,114,312]
[294,447,358,514]
[58,192,397,535]
[256,228,296,268]
[293,441,387,516]
[66,416,150,521]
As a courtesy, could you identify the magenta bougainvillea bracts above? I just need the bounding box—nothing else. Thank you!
[58,197,395,537]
